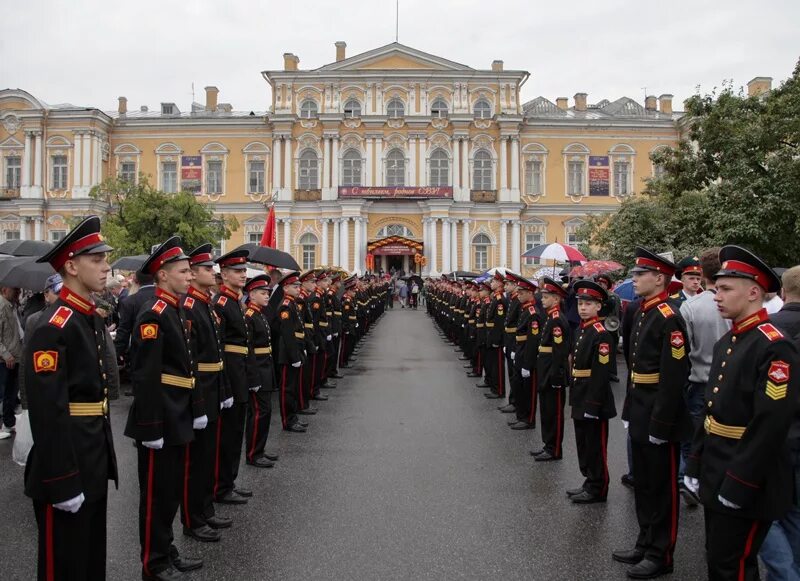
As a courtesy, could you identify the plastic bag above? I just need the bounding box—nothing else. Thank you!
[12,410,33,466]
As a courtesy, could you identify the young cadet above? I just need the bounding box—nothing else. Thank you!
[532,277,571,461]
[339,276,358,368]
[243,274,278,468]
[500,276,521,413]
[484,272,508,400]
[125,237,203,581]
[567,280,617,504]
[298,271,321,413]
[475,282,491,389]
[685,246,799,580]
[276,272,307,432]
[26,216,118,580]
[504,273,540,431]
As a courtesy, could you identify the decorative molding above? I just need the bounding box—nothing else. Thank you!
[2,115,20,135]
[342,118,362,129]
[299,119,318,129]
[386,118,405,129]
[473,119,492,130]
[431,117,449,129]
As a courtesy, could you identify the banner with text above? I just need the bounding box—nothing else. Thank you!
[588,156,610,196]
[181,156,202,194]
[339,186,453,199]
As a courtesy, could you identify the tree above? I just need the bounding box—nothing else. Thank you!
[90,174,238,258]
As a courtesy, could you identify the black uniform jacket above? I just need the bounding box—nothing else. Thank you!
[277,296,306,366]
[125,288,194,446]
[537,306,571,390]
[342,295,356,334]
[503,293,521,352]
[687,309,800,520]
[25,288,118,503]
[245,302,275,391]
[570,317,617,420]
[486,291,508,347]
[327,289,342,336]
[213,285,251,403]
[515,301,543,372]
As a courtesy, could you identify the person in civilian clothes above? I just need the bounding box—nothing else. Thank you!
[504,273,539,431]
[125,237,203,581]
[276,272,307,432]
[25,216,118,581]
[566,280,617,504]
[685,247,800,581]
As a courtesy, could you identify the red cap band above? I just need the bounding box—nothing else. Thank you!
[219,256,247,267]
[636,257,675,276]
[682,265,702,276]
[246,280,270,291]
[720,260,768,290]
[541,282,563,295]
[52,232,105,271]
[577,287,604,300]
[190,252,213,265]
[281,275,299,286]
[148,246,185,274]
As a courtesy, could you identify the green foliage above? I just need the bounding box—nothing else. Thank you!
[90,174,238,258]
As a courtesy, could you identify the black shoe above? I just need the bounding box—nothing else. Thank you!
[206,515,233,529]
[320,382,337,389]
[458,357,470,361]
[263,452,279,462]
[498,404,516,413]
[476,382,490,388]
[679,482,700,507]
[298,408,317,415]
[183,525,221,542]
[297,419,309,427]
[534,451,560,462]
[484,393,503,399]
[566,486,585,497]
[142,567,183,581]
[172,554,203,572]
[330,373,345,379]
[234,486,252,497]
[530,448,546,457]
[509,421,535,430]
[571,490,606,504]
[611,549,645,565]
[311,393,329,401]
[626,559,672,579]
[466,372,481,377]
[621,474,635,490]
[215,492,248,505]
[247,457,275,468]
[286,423,307,433]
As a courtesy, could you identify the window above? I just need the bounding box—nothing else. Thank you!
[298,150,319,190]
[49,230,66,243]
[300,233,317,270]
[247,231,261,244]
[431,98,448,118]
[160,161,177,193]
[524,231,544,265]
[653,163,666,179]
[385,149,405,187]
[206,160,223,194]
[378,224,412,238]
[565,220,585,247]
[5,156,21,189]
[300,99,318,119]
[614,160,631,196]
[473,233,491,271]
[473,99,492,119]
[429,149,449,187]
[342,149,362,187]
[51,155,68,190]
[119,161,136,183]
[567,160,584,196]
[4,230,20,242]
[343,99,361,118]
[524,159,542,195]
[387,98,405,119]
[473,150,493,190]
[248,160,265,194]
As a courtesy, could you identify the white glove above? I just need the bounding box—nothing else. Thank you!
[719,495,741,509]
[503,346,507,354]
[292,361,302,368]
[221,397,234,409]
[622,420,629,429]
[510,351,516,360]
[53,492,85,513]
[142,438,164,450]
[250,385,261,392]
[584,412,599,419]
[192,415,208,430]
[356,323,359,328]
[521,368,531,378]
[684,476,699,495]
[326,335,332,341]
[334,333,339,337]
[649,435,667,445]
[462,324,465,328]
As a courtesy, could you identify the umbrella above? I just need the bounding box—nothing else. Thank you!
[448,271,480,280]
[570,260,624,278]
[522,243,586,263]
[530,266,562,280]
[0,239,54,257]
[0,257,55,290]
[111,254,149,271]
[235,243,300,270]
[613,279,636,301]
[482,267,510,276]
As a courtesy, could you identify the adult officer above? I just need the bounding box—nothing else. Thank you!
[26,216,118,580]
[276,272,307,432]
[685,246,799,580]
[671,256,703,302]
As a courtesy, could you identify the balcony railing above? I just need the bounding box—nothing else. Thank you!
[294,189,321,201]
[470,190,497,203]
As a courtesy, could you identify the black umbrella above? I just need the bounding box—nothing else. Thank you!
[450,271,480,280]
[111,254,149,271]
[0,239,54,257]
[235,243,300,270]
[0,257,55,290]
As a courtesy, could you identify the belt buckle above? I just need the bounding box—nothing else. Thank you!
[102,398,109,415]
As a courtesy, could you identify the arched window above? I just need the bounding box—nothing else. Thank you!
[299,99,318,119]
[431,98,448,118]
[343,99,361,118]
[299,233,318,270]
[387,98,405,119]
[473,150,493,190]
[377,224,413,238]
[342,149,362,187]
[429,148,449,187]
[385,149,405,187]
[473,98,492,119]
[298,149,319,190]
[472,233,491,271]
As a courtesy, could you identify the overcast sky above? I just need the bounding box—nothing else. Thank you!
[2,0,798,113]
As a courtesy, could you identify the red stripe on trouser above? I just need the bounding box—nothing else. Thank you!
[528,375,538,424]
[213,417,223,497]
[739,521,760,581]
[600,421,609,497]
[667,446,678,565]
[476,351,482,374]
[280,365,288,428]
[497,350,505,396]
[143,448,155,576]
[339,336,346,366]
[555,389,563,457]
[248,390,260,461]
[183,443,191,528]
[323,352,328,378]
[45,504,54,581]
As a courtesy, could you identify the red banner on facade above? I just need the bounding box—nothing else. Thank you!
[372,244,417,256]
[338,186,453,199]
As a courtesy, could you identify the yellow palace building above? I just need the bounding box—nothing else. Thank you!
[2,41,768,275]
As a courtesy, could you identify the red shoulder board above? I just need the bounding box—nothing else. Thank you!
[657,303,675,318]
[282,298,291,306]
[553,327,563,337]
[151,300,167,314]
[528,306,536,315]
[183,296,195,309]
[48,306,73,329]
[216,295,228,307]
[758,323,784,342]
[593,322,606,333]
[245,308,254,317]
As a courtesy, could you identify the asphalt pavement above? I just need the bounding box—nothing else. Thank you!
[0,306,707,580]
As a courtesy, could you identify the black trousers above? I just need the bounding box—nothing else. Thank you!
[279,364,300,428]
[181,423,217,530]
[539,388,566,457]
[245,388,272,463]
[33,496,107,581]
[515,372,538,424]
[505,350,515,403]
[137,444,182,576]
[328,335,341,375]
[705,509,770,581]
[574,418,610,497]
[214,401,246,499]
[302,353,318,406]
[631,440,681,565]
[484,346,498,390]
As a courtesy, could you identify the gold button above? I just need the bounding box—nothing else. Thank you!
[103,373,107,380]
[732,336,737,343]
[713,387,719,393]
[721,362,726,368]
[104,387,109,395]
[718,375,723,381]
[726,348,732,355]
[708,401,713,408]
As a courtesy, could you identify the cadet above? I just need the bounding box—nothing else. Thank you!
[276,272,308,432]
[672,256,703,302]
[484,273,508,400]
[504,272,539,431]
[500,276,521,414]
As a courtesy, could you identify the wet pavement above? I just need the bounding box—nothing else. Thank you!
[0,307,707,580]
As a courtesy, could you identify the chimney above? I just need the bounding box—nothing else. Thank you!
[747,76,773,97]
[335,41,347,62]
[492,60,504,72]
[283,53,299,71]
[574,93,587,112]
[645,95,657,111]
[118,96,127,115]
[658,94,673,115]
[205,86,219,112]
[556,97,568,111]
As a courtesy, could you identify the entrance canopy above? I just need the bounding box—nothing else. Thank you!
[368,236,423,256]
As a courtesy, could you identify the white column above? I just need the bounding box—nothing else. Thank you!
[510,137,520,195]
[332,218,341,266]
[408,135,417,187]
[282,219,291,254]
[34,217,43,241]
[403,254,409,273]
[93,135,102,187]
[272,136,282,194]
[33,131,43,192]
[362,218,368,271]
[511,220,521,272]
[461,139,469,196]
[422,218,430,273]
[430,218,438,274]
[353,217,363,274]
[81,132,91,187]
[499,136,508,199]
[19,218,28,241]
[375,137,383,186]
[21,132,32,194]
[452,137,460,196]
[340,218,350,271]
[72,132,82,191]
[450,218,459,271]
[462,220,471,271]
[283,137,292,199]
[331,136,339,194]
[322,137,331,192]
[321,219,329,265]
[500,220,508,267]
[441,219,451,273]
[365,138,374,186]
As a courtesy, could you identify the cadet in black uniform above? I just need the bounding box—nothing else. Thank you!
[500,277,521,413]
[504,273,539,431]
[484,273,508,399]
[276,272,307,432]
[567,280,617,504]
[125,237,203,581]
[475,282,491,388]
[26,216,118,581]
[685,246,800,581]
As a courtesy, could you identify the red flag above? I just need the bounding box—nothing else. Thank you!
[259,204,276,248]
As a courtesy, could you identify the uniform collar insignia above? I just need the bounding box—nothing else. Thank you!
[581,316,600,329]
[642,291,669,312]
[59,287,95,315]
[732,308,769,334]
[187,285,211,304]
[246,302,262,313]
[155,287,180,308]
[218,285,241,301]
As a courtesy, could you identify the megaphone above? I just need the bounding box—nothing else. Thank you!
[604,316,621,333]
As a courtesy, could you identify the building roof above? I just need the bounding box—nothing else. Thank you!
[522,95,682,121]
